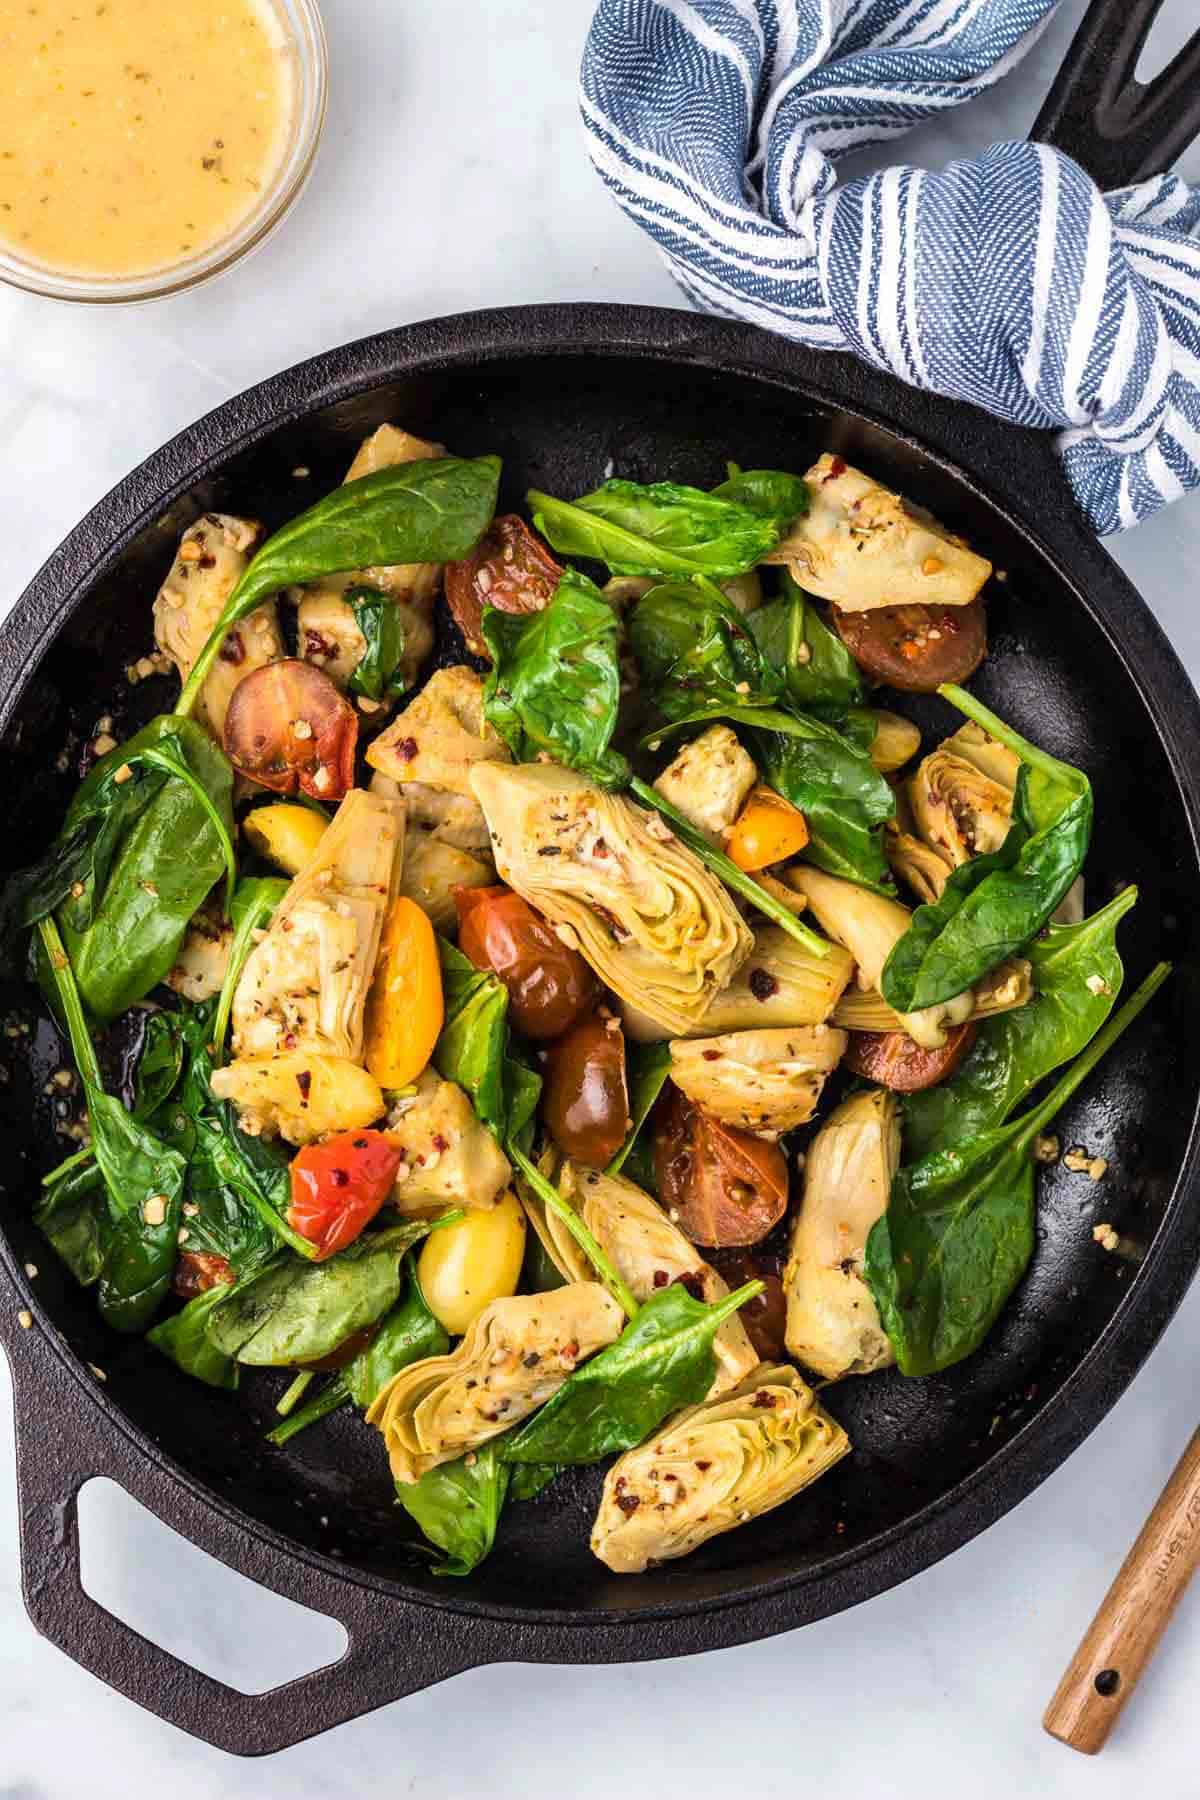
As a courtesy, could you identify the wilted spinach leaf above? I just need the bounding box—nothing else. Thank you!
[747,574,864,713]
[529,479,780,580]
[346,586,408,701]
[629,579,781,720]
[711,464,810,529]
[146,1283,240,1390]
[482,569,628,786]
[395,1441,510,1577]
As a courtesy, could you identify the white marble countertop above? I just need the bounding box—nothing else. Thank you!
[2,0,1200,1790]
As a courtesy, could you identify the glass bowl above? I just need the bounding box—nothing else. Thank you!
[0,0,327,305]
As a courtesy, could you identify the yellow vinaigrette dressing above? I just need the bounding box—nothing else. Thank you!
[0,0,294,277]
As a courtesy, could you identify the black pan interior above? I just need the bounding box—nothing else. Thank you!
[0,348,1195,1618]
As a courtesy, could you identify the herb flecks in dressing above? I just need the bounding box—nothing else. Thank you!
[0,0,294,277]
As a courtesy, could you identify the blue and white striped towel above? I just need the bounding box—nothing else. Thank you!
[580,0,1200,533]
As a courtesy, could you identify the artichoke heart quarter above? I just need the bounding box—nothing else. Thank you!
[558,1163,758,1396]
[368,1285,624,1483]
[231,788,402,1063]
[761,455,991,612]
[153,512,281,743]
[470,762,752,1036]
[670,1026,846,1135]
[784,1089,900,1380]
[908,747,1014,868]
[591,1364,849,1574]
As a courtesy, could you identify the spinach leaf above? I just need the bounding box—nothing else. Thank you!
[627,776,834,956]
[482,569,628,787]
[903,886,1137,1161]
[34,1155,105,1286]
[133,1011,187,1118]
[881,685,1093,1012]
[509,1463,562,1502]
[529,479,780,580]
[606,1041,672,1176]
[39,917,185,1331]
[345,586,408,701]
[864,962,1169,1375]
[499,1279,760,1466]
[395,1441,510,1577]
[58,717,235,1021]
[176,456,502,717]
[213,875,288,1059]
[204,1221,437,1366]
[747,574,865,713]
[434,940,542,1144]
[629,579,782,720]
[146,1284,239,1390]
[752,715,894,894]
[266,1264,450,1443]
[711,464,810,528]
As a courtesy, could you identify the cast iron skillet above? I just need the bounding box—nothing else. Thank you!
[2,0,1200,1758]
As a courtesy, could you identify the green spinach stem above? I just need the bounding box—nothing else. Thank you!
[508,1142,639,1320]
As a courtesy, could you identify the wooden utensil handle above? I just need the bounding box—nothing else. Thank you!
[1044,1425,1200,1754]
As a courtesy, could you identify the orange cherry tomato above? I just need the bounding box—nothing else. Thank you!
[364,896,444,1089]
[443,515,563,657]
[287,1128,403,1260]
[725,785,809,872]
[455,884,595,1040]
[223,659,357,802]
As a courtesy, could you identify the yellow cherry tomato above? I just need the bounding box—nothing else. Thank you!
[364,896,444,1089]
[417,1190,527,1335]
[243,802,329,875]
[725,785,809,871]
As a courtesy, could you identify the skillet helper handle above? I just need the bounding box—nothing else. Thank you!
[1043,1425,1200,1754]
[1030,0,1200,188]
[2,1317,483,1755]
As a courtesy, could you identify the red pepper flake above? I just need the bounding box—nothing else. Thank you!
[296,1070,312,1101]
[220,630,246,666]
[695,1460,712,1472]
[330,1168,349,1187]
[652,1269,670,1288]
[676,1272,705,1301]
[305,630,332,659]
[432,1133,449,1153]
[396,736,419,763]
[748,967,779,1002]
[702,1049,721,1062]
[824,455,847,481]
[616,1493,641,1516]
[751,1390,776,1409]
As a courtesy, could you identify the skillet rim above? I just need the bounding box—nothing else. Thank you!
[2,300,1199,1646]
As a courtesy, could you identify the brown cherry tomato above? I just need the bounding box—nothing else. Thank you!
[172,1250,235,1299]
[455,884,595,1040]
[844,1021,976,1092]
[707,1246,788,1362]
[443,514,563,656]
[223,658,357,802]
[831,599,986,692]
[542,1013,630,1167]
[287,1128,404,1261]
[653,1086,788,1248]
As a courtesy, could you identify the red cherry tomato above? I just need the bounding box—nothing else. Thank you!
[443,514,563,656]
[843,1021,976,1092]
[542,1013,630,1167]
[287,1128,403,1260]
[455,884,595,1040]
[223,659,357,802]
[172,1249,235,1298]
[707,1246,788,1362]
[653,1086,789,1248]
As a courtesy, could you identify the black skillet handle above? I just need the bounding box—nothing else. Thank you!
[2,1318,490,1755]
[1031,0,1200,187]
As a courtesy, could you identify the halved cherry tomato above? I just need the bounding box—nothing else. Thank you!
[455,884,595,1039]
[172,1249,235,1298]
[543,1013,630,1166]
[653,1086,788,1248]
[444,514,563,656]
[726,785,809,872]
[831,599,986,693]
[223,659,357,801]
[287,1128,403,1260]
[844,1021,976,1092]
[364,896,444,1089]
[707,1245,788,1361]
